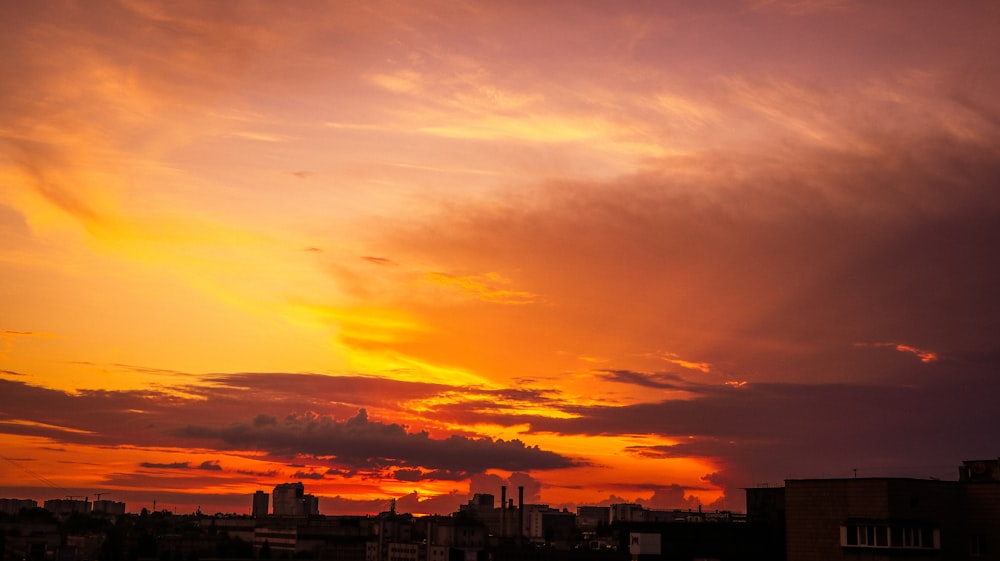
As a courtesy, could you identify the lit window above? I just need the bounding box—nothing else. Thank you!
[841,524,939,550]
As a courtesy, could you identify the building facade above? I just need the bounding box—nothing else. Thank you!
[763,459,1000,561]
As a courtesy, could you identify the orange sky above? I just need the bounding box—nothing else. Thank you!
[2,0,1000,516]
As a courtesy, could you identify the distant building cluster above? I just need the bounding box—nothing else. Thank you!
[0,498,37,516]
[2,497,126,519]
[36,498,126,519]
[1,459,999,560]
[252,482,319,518]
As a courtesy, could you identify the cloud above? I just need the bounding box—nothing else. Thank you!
[394,490,468,516]
[526,357,1000,497]
[140,462,191,470]
[197,461,222,471]
[657,352,712,374]
[0,330,55,360]
[177,408,577,475]
[426,271,540,305]
[597,370,693,391]
[636,484,701,510]
[856,342,939,363]
[293,471,324,480]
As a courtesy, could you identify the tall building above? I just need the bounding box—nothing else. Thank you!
[303,494,320,516]
[273,483,305,516]
[271,482,319,516]
[252,490,269,518]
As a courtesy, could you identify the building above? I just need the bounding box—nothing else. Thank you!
[271,482,319,516]
[752,459,1000,561]
[42,498,90,518]
[304,493,320,515]
[92,499,126,516]
[576,505,610,531]
[252,490,269,518]
[629,533,661,558]
[526,507,575,548]
[0,498,38,515]
[610,503,645,523]
[426,516,487,561]
[273,482,304,516]
[368,512,415,561]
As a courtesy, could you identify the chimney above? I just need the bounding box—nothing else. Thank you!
[518,486,524,540]
[500,486,507,537]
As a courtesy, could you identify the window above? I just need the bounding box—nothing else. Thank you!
[969,533,983,557]
[841,524,939,550]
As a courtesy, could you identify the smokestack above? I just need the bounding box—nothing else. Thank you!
[518,486,524,540]
[500,486,507,537]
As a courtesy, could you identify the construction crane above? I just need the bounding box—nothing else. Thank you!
[94,492,112,501]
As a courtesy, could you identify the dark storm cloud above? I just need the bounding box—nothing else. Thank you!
[0,373,454,444]
[528,355,1000,492]
[393,468,470,482]
[177,408,578,474]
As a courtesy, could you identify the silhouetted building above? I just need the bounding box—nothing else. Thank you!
[0,498,38,515]
[42,498,89,518]
[611,503,644,523]
[271,482,318,516]
[752,459,1000,561]
[367,512,414,561]
[576,505,610,531]
[961,459,1000,559]
[528,507,576,548]
[273,482,304,516]
[92,499,125,516]
[426,516,487,560]
[252,490,269,518]
[304,493,320,516]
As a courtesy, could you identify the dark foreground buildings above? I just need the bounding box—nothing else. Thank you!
[748,459,1000,561]
[2,459,998,561]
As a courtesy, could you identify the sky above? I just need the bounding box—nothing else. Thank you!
[1,0,999,516]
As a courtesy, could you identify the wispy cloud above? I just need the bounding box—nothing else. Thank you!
[426,272,540,305]
[855,342,940,363]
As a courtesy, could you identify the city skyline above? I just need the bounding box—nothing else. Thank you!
[2,1,1000,516]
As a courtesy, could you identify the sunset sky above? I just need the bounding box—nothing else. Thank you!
[2,0,999,516]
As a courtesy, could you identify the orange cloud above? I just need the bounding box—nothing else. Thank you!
[856,342,939,363]
[658,352,712,374]
[426,272,540,305]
